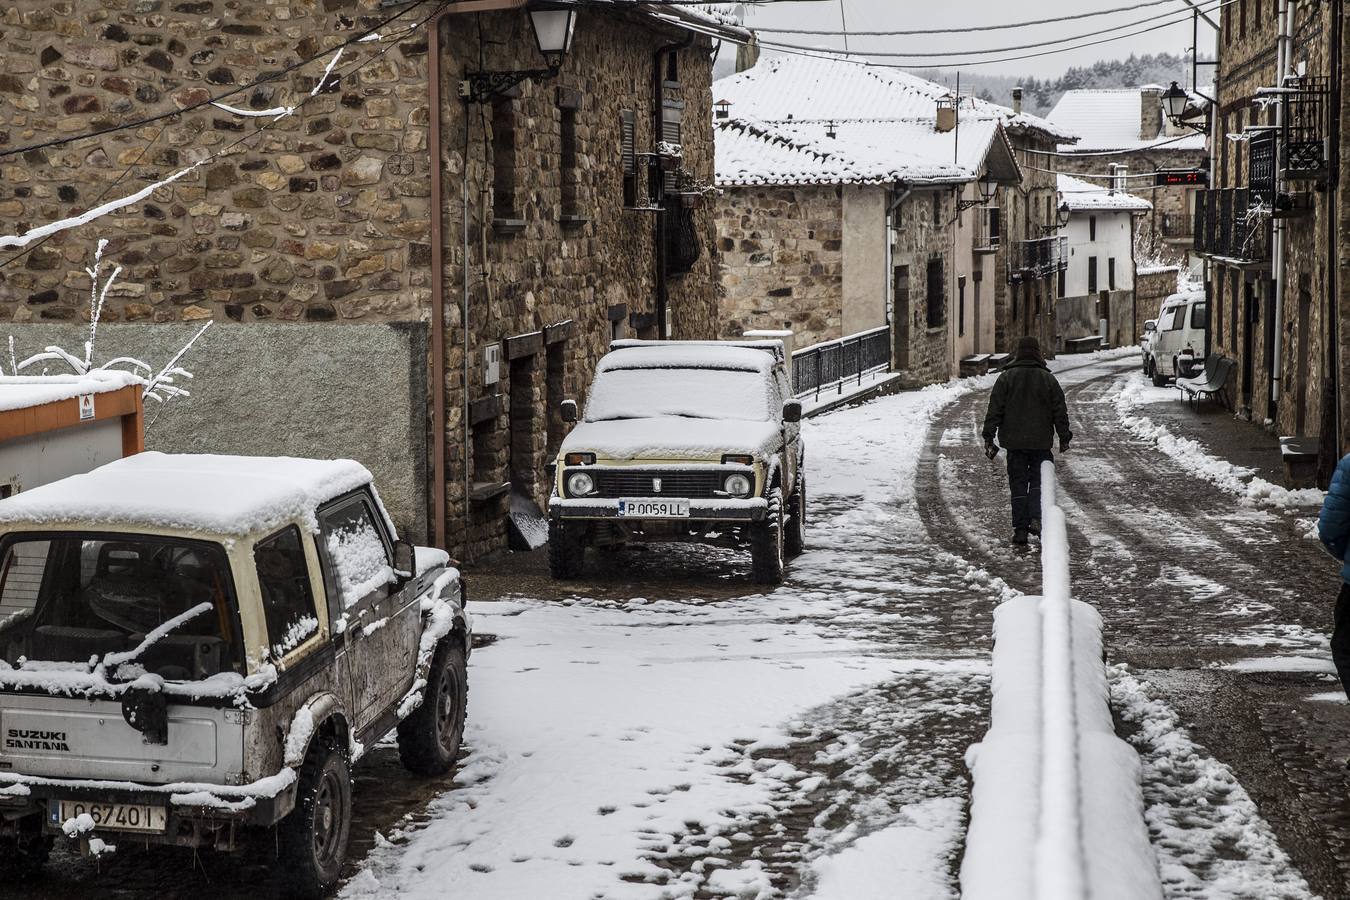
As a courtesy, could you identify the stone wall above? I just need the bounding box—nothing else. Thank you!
[890,187,955,387]
[1135,265,1179,338]
[716,184,843,346]
[0,2,721,560]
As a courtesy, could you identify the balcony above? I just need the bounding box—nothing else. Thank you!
[1194,188,1270,264]
[1281,75,1329,180]
[1008,235,1067,282]
[1159,213,1194,240]
[973,206,1000,254]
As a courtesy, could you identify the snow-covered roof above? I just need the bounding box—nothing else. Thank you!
[0,371,142,413]
[716,117,979,187]
[599,343,775,375]
[1057,174,1153,212]
[714,54,1077,144]
[1046,89,1207,153]
[0,452,375,537]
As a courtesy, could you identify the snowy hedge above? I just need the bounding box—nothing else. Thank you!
[961,463,1161,900]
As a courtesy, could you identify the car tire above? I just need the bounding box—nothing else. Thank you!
[1151,364,1167,387]
[750,487,785,585]
[548,518,585,580]
[785,475,806,558]
[279,736,352,900]
[397,641,469,776]
[0,820,52,879]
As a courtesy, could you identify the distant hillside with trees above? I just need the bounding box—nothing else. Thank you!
[909,52,1192,116]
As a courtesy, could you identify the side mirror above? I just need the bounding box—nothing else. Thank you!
[782,399,802,424]
[560,399,578,423]
[392,539,415,580]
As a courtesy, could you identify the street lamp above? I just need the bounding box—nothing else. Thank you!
[978,172,997,203]
[1162,81,1190,122]
[459,3,578,104]
[1056,201,1071,228]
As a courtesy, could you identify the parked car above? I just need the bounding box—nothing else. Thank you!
[549,340,805,584]
[1149,290,1207,386]
[0,452,469,897]
[1140,318,1158,374]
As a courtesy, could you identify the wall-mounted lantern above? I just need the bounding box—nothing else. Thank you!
[459,3,578,104]
[1162,80,1211,134]
[1056,201,1072,228]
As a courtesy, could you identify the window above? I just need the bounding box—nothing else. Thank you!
[1057,266,1066,299]
[932,193,941,226]
[925,256,945,327]
[1190,302,1209,330]
[1224,4,1231,44]
[621,109,637,208]
[1162,306,1186,330]
[254,526,319,658]
[318,496,394,611]
[1108,257,1116,291]
[1087,256,1098,294]
[560,102,579,219]
[1214,278,1224,346]
[492,98,517,220]
[1240,0,1247,38]
[660,100,683,195]
[958,276,966,336]
[1088,216,1097,241]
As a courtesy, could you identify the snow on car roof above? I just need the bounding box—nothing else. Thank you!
[0,370,142,413]
[598,343,776,375]
[1161,290,1206,308]
[0,451,374,536]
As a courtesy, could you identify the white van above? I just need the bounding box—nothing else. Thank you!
[1149,290,1207,386]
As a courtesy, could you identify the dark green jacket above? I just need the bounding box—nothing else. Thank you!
[981,359,1072,451]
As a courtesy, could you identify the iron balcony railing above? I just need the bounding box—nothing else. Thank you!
[792,325,891,399]
[1248,129,1277,207]
[1160,213,1194,239]
[1281,75,1328,179]
[973,206,1001,253]
[1193,188,1270,262]
[1008,235,1067,282]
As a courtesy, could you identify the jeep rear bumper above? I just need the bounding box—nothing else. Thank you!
[548,497,769,522]
[0,773,297,848]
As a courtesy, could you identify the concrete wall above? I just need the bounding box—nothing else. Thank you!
[716,184,845,346]
[8,323,430,543]
[841,186,887,336]
[1136,266,1180,338]
[1057,288,1136,349]
[952,182,996,363]
[1062,210,1136,297]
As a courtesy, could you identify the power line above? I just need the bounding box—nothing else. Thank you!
[0,0,435,161]
[749,0,1187,36]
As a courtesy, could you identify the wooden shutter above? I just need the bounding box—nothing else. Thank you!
[661,100,683,195]
[621,109,637,207]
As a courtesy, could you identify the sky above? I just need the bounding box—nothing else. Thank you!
[722,0,1218,79]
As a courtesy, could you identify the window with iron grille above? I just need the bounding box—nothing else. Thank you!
[621,109,638,208]
[958,276,966,336]
[926,256,945,328]
[559,91,581,219]
[1108,258,1116,291]
[1087,256,1098,294]
[492,98,518,220]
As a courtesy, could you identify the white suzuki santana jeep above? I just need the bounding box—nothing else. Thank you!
[549,340,805,584]
[0,453,469,897]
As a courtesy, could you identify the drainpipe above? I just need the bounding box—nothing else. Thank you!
[1270,0,1297,411]
[427,10,449,550]
[653,34,693,339]
[1326,0,1343,466]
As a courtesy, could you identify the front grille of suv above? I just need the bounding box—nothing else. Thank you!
[589,470,727,499]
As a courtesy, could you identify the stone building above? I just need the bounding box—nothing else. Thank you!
[711,55,1073,383]
[1055,174,1152,350]
[0,0,743,560]
[1046,87,1208,267]
[1194,0,1339,464]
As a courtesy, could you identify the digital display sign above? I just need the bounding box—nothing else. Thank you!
[1155,169,1209,186]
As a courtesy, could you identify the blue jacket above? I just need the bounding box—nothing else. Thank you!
[1318,453,1350,582]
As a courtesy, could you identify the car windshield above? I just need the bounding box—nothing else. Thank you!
[0,534,242,682]
[585,367,773,422]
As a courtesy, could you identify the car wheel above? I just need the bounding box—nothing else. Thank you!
[279,737,351,900]
[548,518,585,580]
[750,487,785,585]
[397,641,469,776]
[784,475,806,558]
[1151,364,1167,387]
[0,818,52,879]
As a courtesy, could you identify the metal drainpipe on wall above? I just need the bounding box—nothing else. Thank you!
[1271,0,1296,411]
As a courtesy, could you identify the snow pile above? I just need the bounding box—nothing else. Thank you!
[1112,380,1325,509]
[1058,173,1153,212]
[962,464,1161,900]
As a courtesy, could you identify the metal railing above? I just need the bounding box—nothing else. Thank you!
[1159,213,1194,239]
[792,325,891,399]
[1193,188,1270,262]
[1282,75,1328,178]
[1008,235,1067,282]
[973,206,1001,253]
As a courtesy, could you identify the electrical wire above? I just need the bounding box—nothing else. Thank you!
[0,0,436,161]
[748,0,1189,35]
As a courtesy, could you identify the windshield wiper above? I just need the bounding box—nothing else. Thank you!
[101,602,213,670]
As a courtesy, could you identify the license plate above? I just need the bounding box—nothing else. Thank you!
[54,800,167,834]
[618,498,690,518]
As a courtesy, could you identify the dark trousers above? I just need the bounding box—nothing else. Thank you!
[1006,449,1054,529]
[1333,583,1350,700]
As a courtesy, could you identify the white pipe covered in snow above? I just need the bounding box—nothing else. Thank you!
[961,464,1163,900]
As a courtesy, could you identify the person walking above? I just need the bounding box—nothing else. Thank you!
[1317,454,1350,700]
[982,336,1072,545]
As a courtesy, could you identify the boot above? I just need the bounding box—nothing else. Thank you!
[1029,519,1041,536]
[1012,527,1030,545]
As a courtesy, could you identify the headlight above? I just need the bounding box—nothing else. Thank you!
[724,473,753,498]
[566,472,595,497]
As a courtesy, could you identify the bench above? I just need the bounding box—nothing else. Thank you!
[960,354,992,377]
[1175,353,1235,408]
[1064,335,1104,354]
[1280,436,1320,488]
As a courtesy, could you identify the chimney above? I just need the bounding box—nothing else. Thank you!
[936,103,957,133]
[1011,87,1023,115]
[1140,86,1163,140]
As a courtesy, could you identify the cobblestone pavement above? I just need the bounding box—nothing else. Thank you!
[10,355,1344,898]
